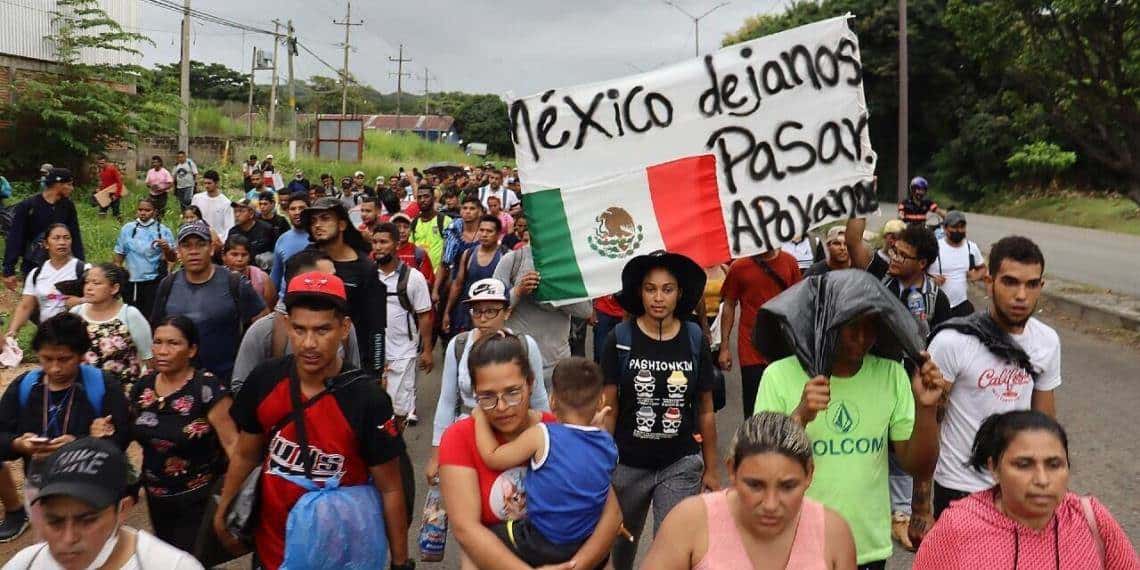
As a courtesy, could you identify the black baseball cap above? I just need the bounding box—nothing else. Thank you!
[44,168,73,186]
[33,438,127,510]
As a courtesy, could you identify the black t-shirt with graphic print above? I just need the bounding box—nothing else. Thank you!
[602,323,713,470]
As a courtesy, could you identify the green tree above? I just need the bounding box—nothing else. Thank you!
[944,0,1140,205]
[0,0,177,176]
[435,92,512,156]
[145,61,249,101]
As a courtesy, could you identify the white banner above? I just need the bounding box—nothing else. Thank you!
[509,15,878,258]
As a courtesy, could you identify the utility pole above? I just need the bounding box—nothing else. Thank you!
[178,0,191,153]
[388,45,412,131]
[268,20,281,139]
[897,0,909,203]
[286,20,298,159]
[662,1,730,57]
[247,46,255,137]
[417,67,438,141]
[333,2,363,116]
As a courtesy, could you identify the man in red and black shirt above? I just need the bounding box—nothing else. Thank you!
[96,154,124,221]
[213,272,411,570]
[897,176,946,226]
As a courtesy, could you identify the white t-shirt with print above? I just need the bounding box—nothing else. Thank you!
[23,258,89,322]
[3,528,203,570]
[379,263,432,360]
[932,238,984,308]
[929,317,1062,492]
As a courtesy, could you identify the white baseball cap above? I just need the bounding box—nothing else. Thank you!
[265,154,274,160]
[354,170,366,178]
[464,278,509,304]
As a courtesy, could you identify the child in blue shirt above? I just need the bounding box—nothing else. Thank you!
[473,356,619,566]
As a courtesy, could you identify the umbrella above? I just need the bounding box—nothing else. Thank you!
[752,269,926,377]
[423,162,466,177]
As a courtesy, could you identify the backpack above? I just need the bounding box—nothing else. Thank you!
[19,364,106,412]
[386,262,418,340]
[883,275,942,335]
[151,267,247,339]
[614,320,710,423]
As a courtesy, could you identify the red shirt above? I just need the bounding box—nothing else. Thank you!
[721,252,802,366]
[438,412,556,526]
[397,242,435,286]
[99,164,124,196]
[231,358,403,570]
[594,294,624,318]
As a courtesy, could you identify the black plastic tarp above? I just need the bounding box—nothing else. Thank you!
[752,269,926,377]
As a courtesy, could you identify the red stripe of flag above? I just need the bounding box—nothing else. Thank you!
[645,154,731,268]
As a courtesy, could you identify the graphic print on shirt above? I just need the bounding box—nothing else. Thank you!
[977,366,1032,402]
[267,431,346,480]
[489,466,528,521]
[815,399,886,457]
[628,358,691,440]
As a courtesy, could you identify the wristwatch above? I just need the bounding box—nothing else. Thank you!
[390,561,416,570]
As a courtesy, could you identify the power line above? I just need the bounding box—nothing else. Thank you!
[138,0,275,36]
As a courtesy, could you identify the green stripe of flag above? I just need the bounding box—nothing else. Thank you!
[521,189,588,302]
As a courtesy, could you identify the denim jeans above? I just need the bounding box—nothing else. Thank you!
[611,454,703,570]
[888,451,912,515]
[592,312,621,365]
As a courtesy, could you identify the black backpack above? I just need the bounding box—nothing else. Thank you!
[27,260,86,325]
[386,262,419,340]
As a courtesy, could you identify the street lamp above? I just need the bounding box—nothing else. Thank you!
[662,0,731,58]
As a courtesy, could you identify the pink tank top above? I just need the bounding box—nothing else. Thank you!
[694,491,828,570]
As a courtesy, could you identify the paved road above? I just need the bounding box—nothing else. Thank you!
[2,310,1136,568]
[399,307,1140,569]
[865,210,1140,296]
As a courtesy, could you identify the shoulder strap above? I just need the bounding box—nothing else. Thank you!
[79,364,105,413]
[1079,496,1106,567]
[18,366,103,412]
[684,321,702,380]
[751,255,790,291]
[226,270,246,337]
[75,260,85,281]
[395,263,415,340]
[18,370,41,408]
[150,273,176,325]
[30,266,41,287]
[453,331,470,363]
[436,214,445,235]
[615,321,632,377]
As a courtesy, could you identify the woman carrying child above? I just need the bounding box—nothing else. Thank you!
[600,251,723,570]
[472,356,618,567]
[438,333,621,570]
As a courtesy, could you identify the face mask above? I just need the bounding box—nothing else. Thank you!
[946,231,966,244]
[376,254,394,265]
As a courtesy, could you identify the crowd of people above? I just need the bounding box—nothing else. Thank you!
[0,161,1135,570]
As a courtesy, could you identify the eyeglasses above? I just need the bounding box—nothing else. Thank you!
[888,247,919,262]
[469,306,504,318]
[474,388,525,411]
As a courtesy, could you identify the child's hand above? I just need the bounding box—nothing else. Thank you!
[591,405,613,429]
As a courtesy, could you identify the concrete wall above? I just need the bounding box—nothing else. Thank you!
[110,135,314,173]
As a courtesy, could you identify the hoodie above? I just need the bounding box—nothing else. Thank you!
[914,489,1139,569]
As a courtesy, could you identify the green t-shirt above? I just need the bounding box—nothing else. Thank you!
[755,355,915,565]
[410,214,451,270]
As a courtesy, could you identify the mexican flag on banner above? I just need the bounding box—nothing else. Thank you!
[511,16,876,304]
[522,154,730,303]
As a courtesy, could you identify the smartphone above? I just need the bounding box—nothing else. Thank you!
[29,437,50,444]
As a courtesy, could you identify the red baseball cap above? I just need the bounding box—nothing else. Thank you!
[284,271,348,313]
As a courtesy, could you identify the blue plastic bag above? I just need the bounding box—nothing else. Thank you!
[279,473,389,570]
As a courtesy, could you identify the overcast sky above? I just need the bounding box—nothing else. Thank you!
[137,0,786,99]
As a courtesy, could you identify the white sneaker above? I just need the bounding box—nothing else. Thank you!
[406,412,419,426]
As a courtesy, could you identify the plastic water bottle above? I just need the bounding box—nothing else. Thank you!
[906,288,926,321]
[907,288,931,338]
[418,482,447,562]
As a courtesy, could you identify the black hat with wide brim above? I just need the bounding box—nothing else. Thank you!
[616,251,706,318]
